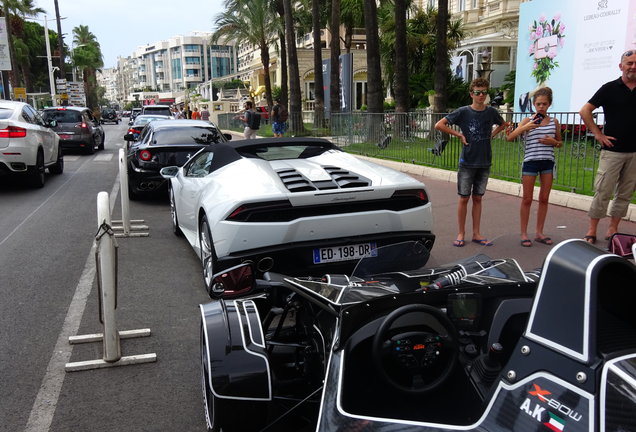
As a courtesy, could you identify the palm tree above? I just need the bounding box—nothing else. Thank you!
[72,25,103,109]
[271,0,288,107]
[394,0,408,113]
[433,0,449,112]
[212,0,281,109]
[341,0,364,53]
[2,0,44,89]
[311,0,325,128]
[329,0,341,115]
[363,0,383,114]
[282,0,305,134]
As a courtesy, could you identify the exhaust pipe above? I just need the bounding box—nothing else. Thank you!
[256,257,274,272]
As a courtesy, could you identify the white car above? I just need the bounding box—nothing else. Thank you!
[0,101,62,187]
[161,137,435,295]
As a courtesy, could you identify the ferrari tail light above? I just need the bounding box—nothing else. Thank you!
[226,200,292,222]
[138,150,152,161]
[0,126,27,138]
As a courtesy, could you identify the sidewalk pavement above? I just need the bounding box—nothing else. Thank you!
[356,155,636,223]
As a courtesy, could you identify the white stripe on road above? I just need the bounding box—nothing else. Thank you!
[24,175,121,432]
[93,153,114,162]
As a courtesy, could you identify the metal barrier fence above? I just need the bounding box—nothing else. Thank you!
[331,111,608,198]
[216,109,633,200]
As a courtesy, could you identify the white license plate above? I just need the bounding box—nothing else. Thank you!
[313,242,377,264]
[59,134,71,140]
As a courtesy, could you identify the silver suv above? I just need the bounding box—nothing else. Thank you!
[141,105,172,117]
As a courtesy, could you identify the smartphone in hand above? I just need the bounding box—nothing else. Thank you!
[533,113,545,124]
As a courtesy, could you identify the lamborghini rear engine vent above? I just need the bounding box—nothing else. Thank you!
[275,166,370,192]
[226,189,429,223]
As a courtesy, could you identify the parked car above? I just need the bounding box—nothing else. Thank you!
[125,119,231,199]
[41,106,105,154]
[130,107,142,121]
[0,100,63,187]
[100,108,119,124]
[141,104,172,117]
[199,238,636,431]
[124,114,173,147]
[160,137,435,293]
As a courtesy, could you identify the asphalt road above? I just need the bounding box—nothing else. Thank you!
[1,123,633,432]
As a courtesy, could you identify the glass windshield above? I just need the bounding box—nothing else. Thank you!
[42,110,82,123]
[151,126,222,146]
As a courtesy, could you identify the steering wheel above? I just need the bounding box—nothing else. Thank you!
[372,304,458,395]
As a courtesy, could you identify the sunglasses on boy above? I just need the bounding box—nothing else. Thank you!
[471,90,488,96]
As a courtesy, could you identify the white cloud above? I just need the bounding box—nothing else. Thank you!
[35,0,225,68]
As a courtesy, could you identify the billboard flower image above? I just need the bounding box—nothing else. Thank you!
[528,14,566,84]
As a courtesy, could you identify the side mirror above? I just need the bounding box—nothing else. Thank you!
[210,263,255,298]
[124,133,137,141]
[46,119,57,128]
[223,133,232,141]
[159,166,179,178]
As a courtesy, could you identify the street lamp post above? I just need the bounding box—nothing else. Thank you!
[43,15,57,106]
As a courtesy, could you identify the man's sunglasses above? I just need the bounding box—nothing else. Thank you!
[622,50,635,58]
[471,90,488,96]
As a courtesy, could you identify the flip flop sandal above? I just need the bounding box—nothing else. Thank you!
[521,239,532,247]
[583,235,596,244]
[472,238,494,246]
[534,237,553,245]
[453,239,465,247]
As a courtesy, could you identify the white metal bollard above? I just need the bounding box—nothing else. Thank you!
[96,191,121,362]
[119,149,132,235]
[65,192,156,372]
[112,148,149,237]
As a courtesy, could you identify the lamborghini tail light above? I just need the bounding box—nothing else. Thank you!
[226,200,292,222]
[391,189,429,205]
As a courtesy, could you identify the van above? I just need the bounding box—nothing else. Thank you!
[142,105,172,117]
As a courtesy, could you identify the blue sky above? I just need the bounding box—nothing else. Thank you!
[36,0,226,68]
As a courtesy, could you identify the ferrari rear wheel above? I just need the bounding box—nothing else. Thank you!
[199,215,218,297]
[170,187,183,236]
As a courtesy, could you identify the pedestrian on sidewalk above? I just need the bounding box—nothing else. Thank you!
[191,107,201,120]
[237,101,260,139]
[200,105,210,122]
[580,50,636,244]
[271,98,288,137]
[434,78,508,248]
[506,87,562,247]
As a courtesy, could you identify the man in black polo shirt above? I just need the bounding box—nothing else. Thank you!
[580,50,636,244]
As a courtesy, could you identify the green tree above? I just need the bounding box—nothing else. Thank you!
[1,0,44,90]
[72,24,103,109]
[341,0,364,53]
[212,0,282,109]
[329,0,341,114]
[282,0,306,134]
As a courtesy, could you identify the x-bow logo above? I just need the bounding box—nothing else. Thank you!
[529,383,551,402]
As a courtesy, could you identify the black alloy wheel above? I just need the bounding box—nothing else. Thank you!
[199,215,218,297]
[49,145,64,175]
[28,150,46,188]
[170,188,183,236]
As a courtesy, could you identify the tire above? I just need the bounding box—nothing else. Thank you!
[201,326,268,432]
[86,137,96,155]
[170,188,183,236]
[98,134,105,151]
[128,181,140,201]
[28,150,45,188]
[48,145,64,175]
[199,215,218,296]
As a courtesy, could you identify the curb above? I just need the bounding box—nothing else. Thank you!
[355,155,636,223]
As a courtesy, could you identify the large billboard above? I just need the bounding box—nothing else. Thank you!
[515,0,636,113]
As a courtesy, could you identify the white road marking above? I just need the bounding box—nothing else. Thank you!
[63,156,80,162]
[24,174,121,432]
[93,153,113,162]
